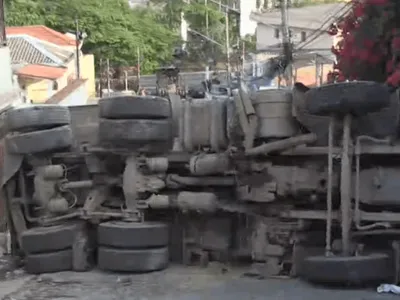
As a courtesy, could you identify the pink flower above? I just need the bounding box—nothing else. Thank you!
[353,3,364,17]
[392,37,400,50]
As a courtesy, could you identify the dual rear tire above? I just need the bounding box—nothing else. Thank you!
[21,222,93,274]
[4,105,73,155]
[97,221,169,273]
[98,96,174,152]
[21,221,169,274]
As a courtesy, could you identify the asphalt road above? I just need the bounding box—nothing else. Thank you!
[0,264,398,300]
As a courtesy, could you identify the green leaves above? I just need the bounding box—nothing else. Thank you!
[5,0,46,25]
[5,0,179,73]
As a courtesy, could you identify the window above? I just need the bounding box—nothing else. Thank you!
[274,28,280,38]
[301,31,307,42]
[52,81,58,90]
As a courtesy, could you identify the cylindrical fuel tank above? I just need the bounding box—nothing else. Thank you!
[182,96,228,151]
[251,88,298,139]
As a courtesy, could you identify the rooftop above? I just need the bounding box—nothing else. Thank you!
[6,25,76,47]
[7,35,73,66]
[251,3,348,30]
[16,64,67,80]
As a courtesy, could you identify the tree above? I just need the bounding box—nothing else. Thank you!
[148,0,186,30]
[4,0,46,25]
[5,0,179,73]
[149,0,240,65]
[328,0,400,87]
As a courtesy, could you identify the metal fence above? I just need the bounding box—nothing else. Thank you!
[96,70,229,94]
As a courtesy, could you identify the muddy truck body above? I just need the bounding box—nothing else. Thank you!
[1,79,399,284]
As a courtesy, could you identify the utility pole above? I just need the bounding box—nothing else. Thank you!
[75,18,81,79]
[99,58,103,97]
[242,40,245,72]
[0,0,6,46]
[137,47,141,91]
[124,71,128,91]
[106,59,110,93]
[205,0,209,36]
[225,12,231,86]
[280,0,292,86]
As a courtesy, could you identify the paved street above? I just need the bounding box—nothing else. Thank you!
[0,265,398,300]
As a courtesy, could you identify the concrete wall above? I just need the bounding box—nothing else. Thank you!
[256,23,331,51]
[0,48,14,95]
[59,83,88,106]
[293,64,333,86]
[21,78,53,103]
[81,54,96,97]
[255,25,280,50]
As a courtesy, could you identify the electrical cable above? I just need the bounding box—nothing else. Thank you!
[294,2,352,51]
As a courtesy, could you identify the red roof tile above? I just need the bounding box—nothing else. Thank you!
[6,25,76,46]
[17,64,67,80]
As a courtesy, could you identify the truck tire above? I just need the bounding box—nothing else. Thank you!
[99,95,171,119]
[25,249,73,274]
[299,254,393,284]
[21,223,81,254]
[98,246,169,272]
[6,105,70,131]
[305,82,390,117]
[98,221,168,248]
[98,119,172,143]
[5,125,73,154]
[353,91,400,139]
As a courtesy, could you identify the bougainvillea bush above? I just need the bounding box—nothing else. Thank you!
[327,0,400,87]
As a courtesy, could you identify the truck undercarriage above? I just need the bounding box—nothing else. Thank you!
[1,78,400,285]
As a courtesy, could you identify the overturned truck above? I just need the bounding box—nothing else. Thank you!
[1,80,400,284]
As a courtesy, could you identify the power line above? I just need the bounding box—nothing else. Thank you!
[294,2,352,52]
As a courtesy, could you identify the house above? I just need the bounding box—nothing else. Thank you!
[250,3,346,85]
[5,25,96,104]
[238,0,346,38]
[0,43,24,111]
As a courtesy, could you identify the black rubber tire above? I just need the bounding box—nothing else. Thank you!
[98,246,169,272]
[21,223,81,254]
[305,82,391,117]
[6,105,71,131]
[99,95,171,119]
[98,119,172,143]
[25,249,73,274]
[299,254,393,284]
[98,221,168,248]
[5,125,73,154]
[353,91,400,138]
